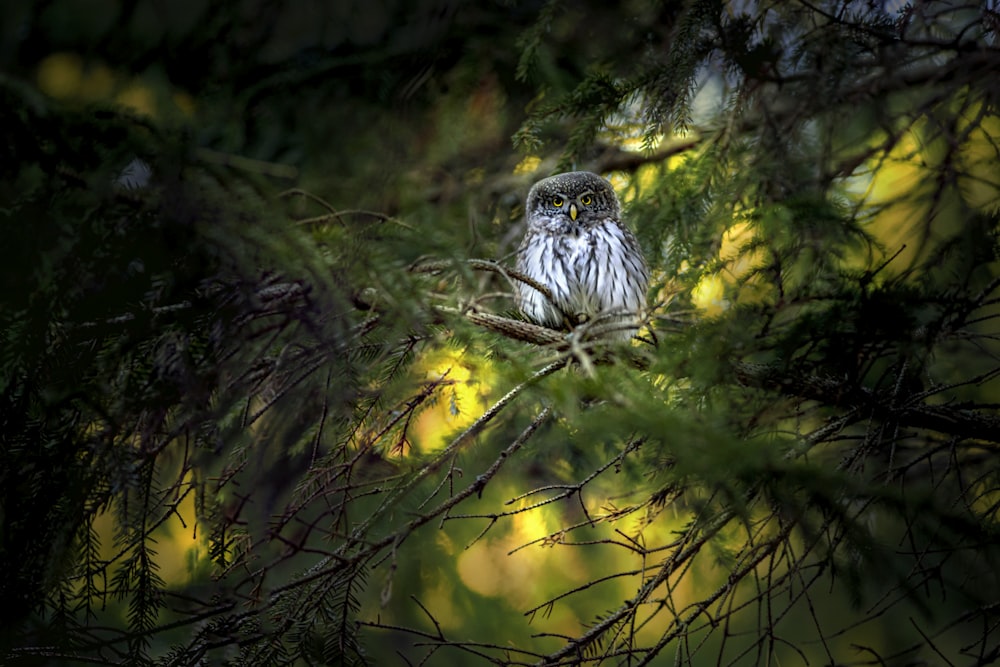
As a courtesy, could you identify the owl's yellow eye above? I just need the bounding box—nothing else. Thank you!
[552,196,564,207]
[581,194,593,205]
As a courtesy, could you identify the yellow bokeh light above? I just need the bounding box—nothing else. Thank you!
[410,348,493,452]
[607,171,630,195]
[456,508,575,607]
[88,471,209,591]
[621,163,662,206]
[115,82,158,117]
[691,274,727,316]
[78,62,116,100]
[618,133,658,153]
[719,220,764,278]
[957,105,1000,214]
[514,155,542,175]
[422,575,462,629]
[35,52,193,121]
[864,130,928,206]
[37,52,84,99]
[36,55,122,104]
[155,474,208,585]
[854,121,944,269]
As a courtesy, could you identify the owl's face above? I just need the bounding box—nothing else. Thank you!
[525,171,621,232]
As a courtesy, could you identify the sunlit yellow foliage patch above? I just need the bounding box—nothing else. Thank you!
[635,163,660,194]
[410,348,493,452]
[35,51,116,102]
[864,128,930,202]
[455,507,583,636]
[612,141,691,206]
[607,171,631,196]
[853,120,951,269]
[89,471,208,590]
[723,220,774,306]
[155,475,208,585]
[89,505,120,563]
[650,269,683,315]
[514,155,541,175]
[691,274,727,316]
[115,82,158,117]
[957,104,1000,214]
[78,63,116,100]
[617,163,662,206]
[37,52,129,107]
[617,133,656,153]
[968,475,1000,521]
[458,512,551,601]
[35,52,196,119]
[37,52,85,99]
[718,221,757,277]
[422,573,462,630]
[690,213,774,315]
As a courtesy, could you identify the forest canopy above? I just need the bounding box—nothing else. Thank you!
[2,1,1000,665]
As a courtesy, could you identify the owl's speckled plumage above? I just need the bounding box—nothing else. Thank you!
[515,171,649,341]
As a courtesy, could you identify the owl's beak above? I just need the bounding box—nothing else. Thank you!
[569,203,578,221]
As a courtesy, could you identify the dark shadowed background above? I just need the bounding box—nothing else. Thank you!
[2,1,1000,665]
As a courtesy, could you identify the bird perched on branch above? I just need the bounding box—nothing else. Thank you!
[515,171,649,341]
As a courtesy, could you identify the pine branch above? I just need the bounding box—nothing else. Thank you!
[735,362,1000,444]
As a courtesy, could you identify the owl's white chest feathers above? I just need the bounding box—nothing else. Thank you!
[516,219,647,328]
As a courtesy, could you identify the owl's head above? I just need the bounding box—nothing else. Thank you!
[525,171,621,230]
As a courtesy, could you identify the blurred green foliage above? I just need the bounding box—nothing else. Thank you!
[2,1,1000,665]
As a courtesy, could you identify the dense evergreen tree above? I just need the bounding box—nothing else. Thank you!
[2,1,999,664]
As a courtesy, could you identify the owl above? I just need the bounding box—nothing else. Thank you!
[515,171,649,341]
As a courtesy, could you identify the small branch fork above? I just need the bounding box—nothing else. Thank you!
[441,437,645,550]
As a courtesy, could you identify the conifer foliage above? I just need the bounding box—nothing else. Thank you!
[2,1,999,665]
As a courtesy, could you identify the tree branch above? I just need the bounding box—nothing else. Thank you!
[735,362,1000,444]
